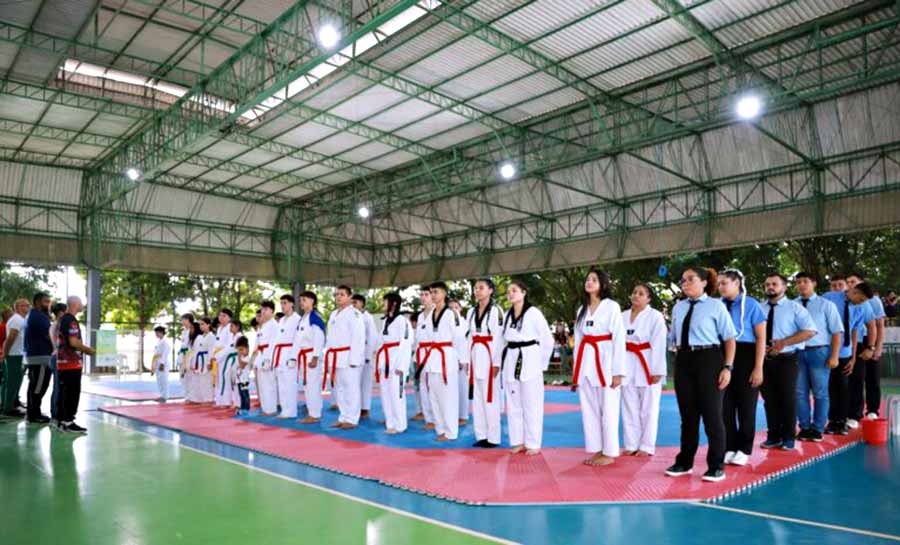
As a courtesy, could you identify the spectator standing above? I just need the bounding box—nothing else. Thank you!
[2,299,29,416]
[55,296,95,433]
[49,302,67,423]
[23,292,53,423]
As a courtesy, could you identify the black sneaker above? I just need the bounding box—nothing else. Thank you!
[702,468,726,482]
[809,429,824,442]
[823,423,839,435]
[484,442,499,449]
[64,422,87,434]
[665,464,692,477]
[796,429,812,441]
[836,425,850,436]
[2,410,24,418]
[27,415,51,424]
[473,439,489,448]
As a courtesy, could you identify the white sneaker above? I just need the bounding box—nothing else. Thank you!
[847,419,859,429]
[866,412,878,420]
[724,451,736,464]
[730,451,750,466]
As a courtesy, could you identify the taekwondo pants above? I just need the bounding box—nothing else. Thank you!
[579,383,621,456]
[156,368,169,401]
[360,360,374,412]
[337,366,362,425]
[257,367,278,414]
[458,364,469,421]
[276,365,298,417]
[621,383,661,454]
[506,376,544,449]
[304,363,324,418]
[427,371,459,439]
[380,371,407,432]
[472,373,502,444]
[214,360,233,406]
[418,374,434,423]
[195,371,213,403]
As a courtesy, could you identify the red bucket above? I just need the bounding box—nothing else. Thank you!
[862,417,888,446]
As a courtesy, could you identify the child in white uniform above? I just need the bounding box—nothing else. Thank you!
[234,336,252,415]
[621,284,668,456]
[376,292,413,433]
[151,326,171,402]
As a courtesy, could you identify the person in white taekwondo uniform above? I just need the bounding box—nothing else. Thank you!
[211,309,235,407]
[226,320,244,409]
[466,279,504,448]
[502,279,554,455]
[325,285,367,429]
[449,298,470,426]
[351,294,379,420]
[621,283,667,457]
[273,295,302,418]
[253,301,280,415]
[178,313,195,401]
[572,269,627,466]
[412,286,435,427]
[151,326,171,402]
[294,291,326,424]
[376,292,413,434]
[422,282,468,441]
[192,317,216,403]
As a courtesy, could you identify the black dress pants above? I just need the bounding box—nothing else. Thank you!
[760,353,799,443]
[26,363,51,420]
[827,357,851,426]
[723,342,759,455]
[674,348,726,471]
[57,368,82,424]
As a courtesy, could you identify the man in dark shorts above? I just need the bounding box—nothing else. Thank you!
[55,296,95,433]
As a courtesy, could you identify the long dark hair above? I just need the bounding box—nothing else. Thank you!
[504,279,531,331]
[576,268,612,325]
[720,268,747,337]
[685,266,718,296]
[189,321,201,343]
[383,292,402,317]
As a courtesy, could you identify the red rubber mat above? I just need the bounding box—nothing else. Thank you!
[100,403,861,505]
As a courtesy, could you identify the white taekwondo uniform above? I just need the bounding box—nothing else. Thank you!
[274,312,301,418]
[255,318,280,415]
[621,306,667,454]
[359,310,378,413]
[325,305,366,426]
[413,308,435,424]
[212,323,235,407]
[293,310,326,419]
[153,337,171,401]
[466,302,505,445]
[190,331,215,403]
[573,299,627,457]
[423,305,468,440]
[501,304,553,449]
[376,312,413,432]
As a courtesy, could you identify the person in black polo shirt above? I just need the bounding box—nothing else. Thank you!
[55,296,95,434]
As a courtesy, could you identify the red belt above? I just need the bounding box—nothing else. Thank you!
[470,335,495,403]
[256,343,269,354]
[375,341,400,383]
[322,346,350,389]
[422,341,453,385]
[297,347,314,385]
[626,341,653,384]
[415,342,432,369]
[573,334,613,387]
[272,343,292,368]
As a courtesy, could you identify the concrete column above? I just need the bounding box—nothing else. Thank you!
[86,268,101,374]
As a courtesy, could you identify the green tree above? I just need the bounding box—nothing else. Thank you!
[0,264,58,308]
[187,276,281,324]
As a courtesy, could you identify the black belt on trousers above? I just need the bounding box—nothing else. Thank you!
[502,340,538,381]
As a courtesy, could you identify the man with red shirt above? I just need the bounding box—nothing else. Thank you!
[55,296,95,433]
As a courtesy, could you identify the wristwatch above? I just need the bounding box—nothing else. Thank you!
[866,345,875,351]
[722,363,734,371]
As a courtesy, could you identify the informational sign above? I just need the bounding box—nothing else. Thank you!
[95,328,119,367]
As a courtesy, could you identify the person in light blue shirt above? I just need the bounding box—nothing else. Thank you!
[717,269,766,465]
[793,273,842,441]
[824,277,877,434]
[759,274,816,451]
[847,273,886,419]
[665,267,735,483]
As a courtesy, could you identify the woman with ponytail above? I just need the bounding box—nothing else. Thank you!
[377,292,413,434]
[621,283,668,457]
[717,269,766,466]
[466,278,504,447]
[666,267,736,483]
[502,279,554,455]
[572,269,627,466]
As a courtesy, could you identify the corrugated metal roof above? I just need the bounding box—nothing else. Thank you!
[400,36,501,87]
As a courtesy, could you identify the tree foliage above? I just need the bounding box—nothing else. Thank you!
[0,264,58,308]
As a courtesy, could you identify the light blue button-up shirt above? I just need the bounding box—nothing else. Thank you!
[859,296,886,338]
[794,293,843,348]
[761,296,816,354]
[720,293,766,343]
[670,294,736,348]
[822,290,870,358]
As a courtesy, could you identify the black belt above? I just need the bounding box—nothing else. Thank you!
[502,340,538,381]
[677,344,719,352]
[802,345,828,351]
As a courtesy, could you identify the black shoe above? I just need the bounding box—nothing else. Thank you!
[702,468,726,482]
[836,425,850,436]
[27,415,51,424]
[473,439,489,448]
[63,422,87,434]
[484,442,499,448]
[796,429,811,441]
[665,464,692,477]
[824,423,839,435]
[809,429,824,442]
[2,410,24,418]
